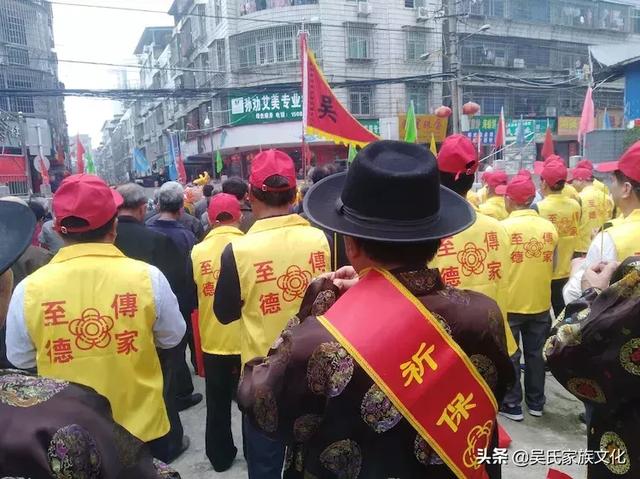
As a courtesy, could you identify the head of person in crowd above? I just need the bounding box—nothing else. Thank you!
[52,174,123,246]
[576,159,594,171]
[485,170,508,198]
[304,141,475,273]
[248,149,297,219]
[436,134,479,197]
[158,181,185,219]
[501,175,537,213]
[540,159,568,197]
[480,166,494,187]
[222,177,249,203]
[28,200,47,225]
[597,141,640,216]
[208,193,242,230]
[517,169,532,180]
[310,164,334,185]
[569,167,593,192]
[203,184,214,200]
[116,183,148,222]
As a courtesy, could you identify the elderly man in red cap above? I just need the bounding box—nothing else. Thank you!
[535,159,581,317]
[479,170,509,221]
[214,149,331,478]
[498,176,558,421]
[5,174,186,461]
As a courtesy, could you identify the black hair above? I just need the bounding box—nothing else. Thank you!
[250,175,296,207]
[203,184,214,197]
[310,165,333,184]
[59,215,117,243]
[614,170,640,201]
[439,171,475,196]
[215,212,234,223]
[549,180,566,192]
[353,238,441,265]
[222,177,249,201]
[28,200,46,221]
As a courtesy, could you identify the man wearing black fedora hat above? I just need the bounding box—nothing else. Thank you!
[238,140,514,478]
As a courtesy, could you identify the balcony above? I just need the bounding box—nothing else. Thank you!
[240,0,318,16]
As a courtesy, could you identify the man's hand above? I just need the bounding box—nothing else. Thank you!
[321,266,359,293]
[581,261,620,292]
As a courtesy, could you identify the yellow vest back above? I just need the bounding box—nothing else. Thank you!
[576,185,612,253]
[607,209,640,261]
[23,243,168,442]
[479,195,508,221]
[501,210,559,314]
[232,214,330,365]
[562,183,581,203]
[192,226,244,355]
[537,194,581,280]
[430,211,517,355]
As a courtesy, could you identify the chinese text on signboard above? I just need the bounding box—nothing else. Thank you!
[230,90,303,125]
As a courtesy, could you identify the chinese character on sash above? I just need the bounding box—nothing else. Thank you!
[42,301,68,326]
[440,266,461,287]
[543,251,553,263]
[111,293,138,319]
[116,330,139,355]
[318,95,337,122]
[437,238,456,257]
[487,261,502,280]
[437,392,476,433]
[47,338,73,364]
[308,251,327,274]
[543,232,554,244]
[484,231,499,251]
[511,233,523,245]
[254,261,276,284]
[259,293,281,315]
[400,342,438,387]
[511,251,524,264]
[202,282,215,297]
[200,260,214,276]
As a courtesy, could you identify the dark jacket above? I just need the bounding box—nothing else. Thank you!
[146,212,205,242]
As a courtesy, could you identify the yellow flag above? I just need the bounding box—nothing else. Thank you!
[430,133,438,156]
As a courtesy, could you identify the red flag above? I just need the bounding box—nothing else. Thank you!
[546,469,573,479]
[302,35,379,147]
[39,156,50,186]
[541,125,555,160]
[494,106,506,149]
[76,134,85,174]
[578,87,595,144]
[176,151,187,184]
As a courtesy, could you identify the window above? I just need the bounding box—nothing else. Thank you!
[198,52,210,85]
[633,9,640,33]
[212,39,226,71]
[599,3,628,32]
[553,3,594,28]
[198,4,207,39]
[464,88,504,115]
[509,0,549,23]
[405,28,428,61]
[6,47,29,66]
[240,0,318,15]
[466,0,504,17]
[346,23,373,60]
[405,0,426,8]
[214,0,222,25]
[1,9,27,45]
[6,72,34,113]
[461,39,509,66]
[349,86,374,116]
[513,94,548,117]
[406,83,429,114]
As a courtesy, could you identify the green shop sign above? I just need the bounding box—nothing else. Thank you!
[359,118,381,136]
[466,116,557,145]
[229,90,303,126]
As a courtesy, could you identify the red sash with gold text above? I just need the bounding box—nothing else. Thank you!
[317,268,498,479]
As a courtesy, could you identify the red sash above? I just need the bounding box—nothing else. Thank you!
[317,268,497,479]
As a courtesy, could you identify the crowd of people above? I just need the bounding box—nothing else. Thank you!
[0,137,639,479]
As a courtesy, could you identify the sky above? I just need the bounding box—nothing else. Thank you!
[52,0,174,148]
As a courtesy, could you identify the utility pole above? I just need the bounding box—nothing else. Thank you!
[17,112,33,196]
[444,0,461,133]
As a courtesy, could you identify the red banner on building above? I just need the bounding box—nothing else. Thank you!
[0,154,27,177]
[302,35,379,147]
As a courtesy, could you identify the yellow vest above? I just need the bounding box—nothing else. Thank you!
[478,195,508,221]
[23,243,168,442]
[593,178,609,195]
[232,214,330,365]
[466,190,480,208]
[537,194,581,280]
[192,226,243,355]
[606,209,640,261]
[477,186,488,205]
[576,184,612,253]
[562,183,581,204]
[430,211,517,355]
[501,210,559,314]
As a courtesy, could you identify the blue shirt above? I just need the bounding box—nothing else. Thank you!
[148,219,196,255]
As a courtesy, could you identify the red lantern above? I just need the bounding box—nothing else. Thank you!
[463,101,481,116]
[434,106,452,118]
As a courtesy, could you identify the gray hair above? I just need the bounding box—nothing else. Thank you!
[158,181,184,213]
[116,183,147,209]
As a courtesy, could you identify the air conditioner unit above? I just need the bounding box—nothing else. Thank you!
[494,57,506,67]
[357,2,372,16]
[417,7,430,21]
[513,58,525,68]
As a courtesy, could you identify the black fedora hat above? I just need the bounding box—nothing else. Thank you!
[0,201,36,274]
[303,140,475,242]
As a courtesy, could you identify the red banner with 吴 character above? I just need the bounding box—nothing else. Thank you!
[302,35,379,148]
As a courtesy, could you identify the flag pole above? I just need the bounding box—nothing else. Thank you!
[300,27,308,182]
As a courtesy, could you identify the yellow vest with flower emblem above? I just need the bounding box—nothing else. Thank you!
[192,226,244,355]
[232,214,330,365]
[606,209,640,261]
[501,210,559,313]
[576,184,612,253]
[478,195,509,221]
[537,194,581,280]
[430,210,517,355]
[23,243,168,442]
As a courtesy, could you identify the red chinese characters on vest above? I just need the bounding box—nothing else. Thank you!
[199,259,220,297]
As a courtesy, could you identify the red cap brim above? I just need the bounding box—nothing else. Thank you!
[111,189,124,208]
[595,161,619,173]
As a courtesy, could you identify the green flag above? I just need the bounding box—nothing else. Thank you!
[85,149,95,174]
[404,100,417,143]
[215,150,223,174]
[347,144,357,165]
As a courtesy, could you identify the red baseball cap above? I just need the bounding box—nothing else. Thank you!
[504,175,536,204]
[53,174,123,233]
[576,159,593,171]
[517,169,532,179]
[436,134,479,179]
[208,193,241,223]
[596,141,640,182]
[486,170,508,189]
[534,155,565,175]
[249,149,297,191]
[570,167,593,182]
[541,160,568,187]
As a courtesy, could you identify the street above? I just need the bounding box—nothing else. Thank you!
[173,372,587,478]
